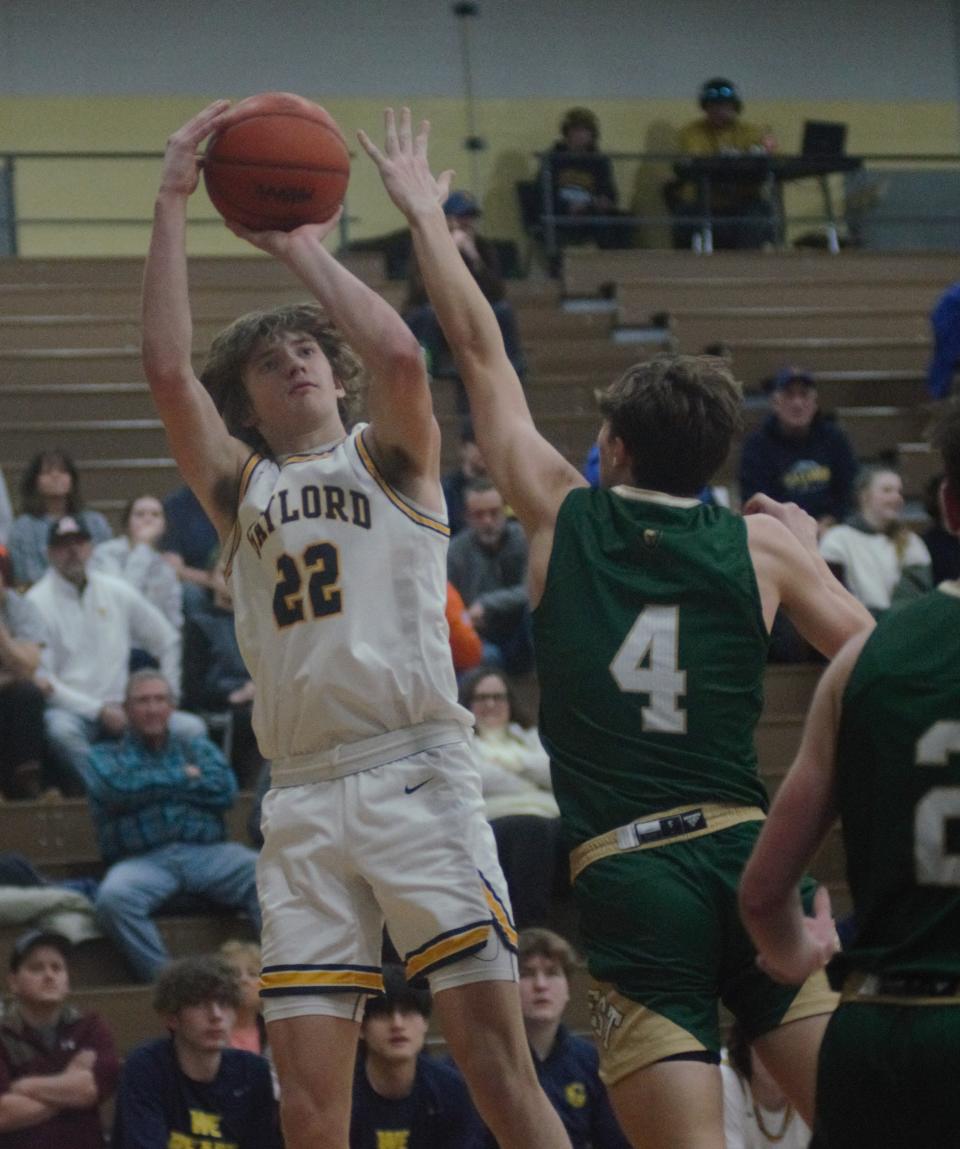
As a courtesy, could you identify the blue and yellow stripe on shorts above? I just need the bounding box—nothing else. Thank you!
[260,963,385,998]
[404,873,518,981]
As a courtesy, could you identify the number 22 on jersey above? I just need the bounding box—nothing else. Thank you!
[273,542,342,628]
[609,605,687,734]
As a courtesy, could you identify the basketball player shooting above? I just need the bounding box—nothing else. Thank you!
[141,101,573,1149]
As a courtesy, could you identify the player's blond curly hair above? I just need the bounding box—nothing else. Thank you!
[201,303,364,455]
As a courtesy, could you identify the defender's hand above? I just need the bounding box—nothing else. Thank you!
[358,107,454,220]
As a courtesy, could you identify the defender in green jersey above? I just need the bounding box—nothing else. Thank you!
[367,109,873,1149]
[741,405,960,1148]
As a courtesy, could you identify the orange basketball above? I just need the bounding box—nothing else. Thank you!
[203,92,350,232]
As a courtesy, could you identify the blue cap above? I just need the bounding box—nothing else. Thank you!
[443,190,481,218]
[767,366,815,393]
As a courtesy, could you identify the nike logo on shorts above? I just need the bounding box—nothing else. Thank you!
[404,777,434,794]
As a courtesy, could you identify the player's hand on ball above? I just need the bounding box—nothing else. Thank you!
[160,100,233,198]
[225,206,344,257]
[358,107,454,220]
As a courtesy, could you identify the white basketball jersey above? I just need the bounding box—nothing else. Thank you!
[226,425,471,764]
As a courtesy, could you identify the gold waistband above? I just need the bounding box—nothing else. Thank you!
[569,802,766,883]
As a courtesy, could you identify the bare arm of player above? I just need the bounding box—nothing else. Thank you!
[739,630,869,983]
[359,109,585,600]
[142,101,252,541]
[226,209,438,503]
[744,498,874,657]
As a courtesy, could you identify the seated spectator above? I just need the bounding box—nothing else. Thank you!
[0,550,47,799]
[88,670,260,982]
[820,465,933,615]
[91,494,183,632]
[921,472,960,584]
[671,78,776,250]
[28,516,204,794]
[183,556,263,785]
[504,928,630,1149]
[351,964,486,1149]
[459,666,563,929]
[404,191,525,414]
[722,1021,811,1148]
[442,418,489,537]
[8,450,111,587]
[0,928,120,1148]
[161,483,219,618]
[739,367,858,530]
[113,955,280,1149]
[446,581,483,677]
[539,107,632,253]
[448,480,534,675]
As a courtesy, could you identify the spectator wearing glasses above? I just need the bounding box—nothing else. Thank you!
[459,667,564,929]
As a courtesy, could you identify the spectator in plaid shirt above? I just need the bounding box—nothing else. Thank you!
[88,669,260,981]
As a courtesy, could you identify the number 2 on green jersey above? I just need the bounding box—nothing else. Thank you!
[914,720,960,887]
[609,605,687,734]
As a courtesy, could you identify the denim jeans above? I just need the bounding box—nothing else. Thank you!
[94,840,261,981]
[44,707,208,794]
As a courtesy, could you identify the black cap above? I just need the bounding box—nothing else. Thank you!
[47,515,92,546]
[699,78,743,112]
[767,366,816,393]
[9,928,71,971]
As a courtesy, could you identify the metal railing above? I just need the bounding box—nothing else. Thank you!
[0,150,353,257]
[529,151,960,260]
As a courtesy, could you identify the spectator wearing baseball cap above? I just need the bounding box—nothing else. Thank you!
[739,366,858,530]
[0,928,119,1148]
[403,191,526,414]
[671,78,777,250]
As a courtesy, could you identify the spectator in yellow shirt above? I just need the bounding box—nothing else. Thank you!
[670,78,777,250]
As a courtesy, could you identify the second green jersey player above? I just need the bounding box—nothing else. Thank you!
[742,404,960,1148]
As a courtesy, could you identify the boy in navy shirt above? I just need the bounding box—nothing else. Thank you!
[113,954,279,1149]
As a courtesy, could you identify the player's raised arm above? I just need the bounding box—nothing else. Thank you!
[739,630,868,984]
[744,494,874,657]
[359,108,585,539]
[142,101,252,540]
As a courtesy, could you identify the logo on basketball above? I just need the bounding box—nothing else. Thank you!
[256,185,314,204]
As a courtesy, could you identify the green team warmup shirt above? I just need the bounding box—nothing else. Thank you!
[835,584,960,979]
[534,486,770,850]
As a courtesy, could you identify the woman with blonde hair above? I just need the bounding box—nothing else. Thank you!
[819,465,932,615]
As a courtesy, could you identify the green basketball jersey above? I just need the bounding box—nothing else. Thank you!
[533,487,769,847]
[835,585,960,977]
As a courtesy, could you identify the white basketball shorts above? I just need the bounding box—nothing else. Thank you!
[257,739,518,1022]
